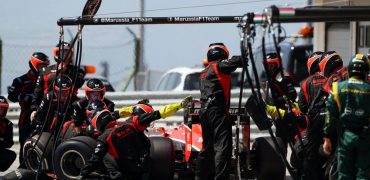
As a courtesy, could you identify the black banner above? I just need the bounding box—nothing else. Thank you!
[57,6,370,26]
[58,16,243,26]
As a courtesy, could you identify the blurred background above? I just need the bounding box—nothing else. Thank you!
[0,0,307,93]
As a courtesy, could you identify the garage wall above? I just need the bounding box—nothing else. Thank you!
[326,23,351,64]
[314,0,370,63]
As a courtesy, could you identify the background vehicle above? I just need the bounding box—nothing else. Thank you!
[253,34,313,86]
[154,67,248,91]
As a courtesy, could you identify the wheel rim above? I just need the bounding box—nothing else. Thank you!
[24,143,49,171]
[60,150,86,179]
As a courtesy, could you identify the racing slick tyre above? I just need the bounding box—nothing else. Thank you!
[53,136,97,180]
[148,136,175,180]
[253,136,286,180]
[23,132,54,172]
[1,168,53,180]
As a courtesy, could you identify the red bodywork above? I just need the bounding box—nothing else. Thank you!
[149,123,203,163]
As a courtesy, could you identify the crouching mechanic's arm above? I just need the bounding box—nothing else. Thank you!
[112,99,150,119]
[80,138,108,178]
[112,106,135,119]
[132,96,192,131]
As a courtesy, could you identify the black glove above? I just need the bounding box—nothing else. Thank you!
[230,55,241,61]
[112,111,120,120]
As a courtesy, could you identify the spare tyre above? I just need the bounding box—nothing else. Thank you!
[2,168,54,180]
[23,132,53,172]
[253,136,286,180]
[53,136,97,180]
[148,136,175,180]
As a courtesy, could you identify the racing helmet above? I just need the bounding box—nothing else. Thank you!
[263,52,281,75]
[84,78,106,101]
[306,51,323,75]
[0,96,9,118]
[29,52,50,73]
[53,75,73,102]
[207,43,230,61]
[87,100,112,133]
[348,54,369,80]
[53,41,73,63]
[132,103,154,116]
[319,51,343,77]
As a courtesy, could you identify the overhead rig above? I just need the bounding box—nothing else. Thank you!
[58,6,370,26]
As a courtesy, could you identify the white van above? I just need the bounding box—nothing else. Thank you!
[154,67,246,91]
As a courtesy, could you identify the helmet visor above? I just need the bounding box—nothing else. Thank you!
[37,63,48,71]
[86,91,103,101]
[267,63,280,74]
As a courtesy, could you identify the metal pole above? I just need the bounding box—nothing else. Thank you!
[123,27,140,91]
[0,37,2,94]
[136,0,146,90]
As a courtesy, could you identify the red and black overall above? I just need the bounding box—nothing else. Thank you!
[31,64,85,111]
[81,111,162,179]
[297,72,327,180]
[35,91,78,133]
[0,117,14,170]
[0,117,14,150]
[197,58,241,180]
[7,70,38,164]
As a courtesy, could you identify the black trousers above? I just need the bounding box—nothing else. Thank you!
[18,110,35,166]
[195,106,232,180]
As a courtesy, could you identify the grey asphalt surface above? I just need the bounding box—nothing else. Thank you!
[1,143,293,179]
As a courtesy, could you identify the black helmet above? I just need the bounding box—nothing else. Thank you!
[87,100,113,133]
[29,52,50,73]
[53,75,72,102]
[0,96,9,118]
[207,43,229,61]
[264,52,281,75]
[306,51,324,75]
[53,41,73,63]
[132,103,154,116]
[348,54,369,80]
[319,51,343,77]
[84,78,106,101]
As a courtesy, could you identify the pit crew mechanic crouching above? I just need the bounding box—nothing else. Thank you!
[72,78,115,135]
[80,96,192,179]
[32,75,77,133]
